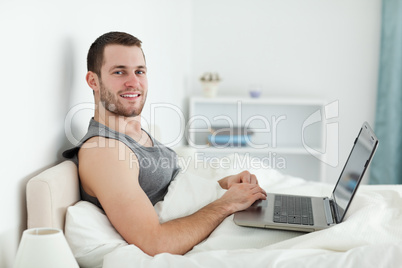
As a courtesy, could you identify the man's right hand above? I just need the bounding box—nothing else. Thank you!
[216,183,267,214]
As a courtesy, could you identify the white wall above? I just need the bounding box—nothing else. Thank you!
[0,1,192,266]
[191,0,381,183]
[0,0,381,266]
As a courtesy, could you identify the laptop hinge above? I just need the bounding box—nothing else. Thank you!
[323,198,336,225]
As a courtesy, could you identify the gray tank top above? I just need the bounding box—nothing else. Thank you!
[63,118,180,209]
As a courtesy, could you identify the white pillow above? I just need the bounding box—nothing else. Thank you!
[64,171,226,267]
[65,201,128,268]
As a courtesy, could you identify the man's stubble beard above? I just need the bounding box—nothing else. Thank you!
[99,80,146,118]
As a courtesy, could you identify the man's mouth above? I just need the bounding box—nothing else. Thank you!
[120,93,140,98]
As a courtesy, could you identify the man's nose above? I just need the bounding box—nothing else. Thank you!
[125,72,140,88]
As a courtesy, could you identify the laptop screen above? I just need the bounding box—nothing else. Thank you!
[332,122,378,223]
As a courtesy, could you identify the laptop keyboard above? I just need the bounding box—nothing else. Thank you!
[273,195,314,225]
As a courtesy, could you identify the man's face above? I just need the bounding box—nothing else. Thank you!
[98,44,148,117]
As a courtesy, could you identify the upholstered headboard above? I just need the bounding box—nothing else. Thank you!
[26,161,80,231]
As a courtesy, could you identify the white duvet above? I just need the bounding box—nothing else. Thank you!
[104,165,402,268]
[66,159,402,268]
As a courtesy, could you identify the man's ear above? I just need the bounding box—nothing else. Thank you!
[86,71,100,93]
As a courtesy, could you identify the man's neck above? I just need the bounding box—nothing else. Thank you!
[94,105,143,139]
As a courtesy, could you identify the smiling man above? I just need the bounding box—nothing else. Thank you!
[95,45,147,118]
[63,31,267,256]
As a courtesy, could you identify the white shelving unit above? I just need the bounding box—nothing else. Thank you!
[187,96,327,182]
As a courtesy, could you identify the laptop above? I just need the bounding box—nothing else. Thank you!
[234,121,379,232]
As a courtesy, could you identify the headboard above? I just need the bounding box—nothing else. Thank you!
[26,161,80,231]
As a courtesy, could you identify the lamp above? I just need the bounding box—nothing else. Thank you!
[14,228,79,268]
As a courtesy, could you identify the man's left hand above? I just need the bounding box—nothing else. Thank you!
[219,171,259,190]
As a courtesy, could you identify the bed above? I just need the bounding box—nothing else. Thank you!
[26,152,402,268]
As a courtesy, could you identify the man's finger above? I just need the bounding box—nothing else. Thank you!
[240,171,251,183]
[250,174,258,184]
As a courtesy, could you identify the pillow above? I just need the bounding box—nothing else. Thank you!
[64,171,227,267]
[65,201,128,268]
[154,171,226,223]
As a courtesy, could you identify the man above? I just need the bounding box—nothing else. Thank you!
[63,31,267,256]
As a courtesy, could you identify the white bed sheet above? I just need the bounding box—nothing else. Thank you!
[101,165,402,268]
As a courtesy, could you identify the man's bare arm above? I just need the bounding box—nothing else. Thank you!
[78,137,266,256]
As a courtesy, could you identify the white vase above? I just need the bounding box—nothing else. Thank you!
[202,82,219,98]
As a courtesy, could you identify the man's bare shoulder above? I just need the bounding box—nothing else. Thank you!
[78,136,139,181]
[78,136,138,163]
[77,136,139,195]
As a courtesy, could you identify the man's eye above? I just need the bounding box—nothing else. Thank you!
[136,70,146,75]
[114,71,123,75]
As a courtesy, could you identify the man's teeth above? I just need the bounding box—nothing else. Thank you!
[121,94,139,98]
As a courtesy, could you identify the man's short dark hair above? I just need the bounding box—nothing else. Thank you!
[87,31,143,77]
